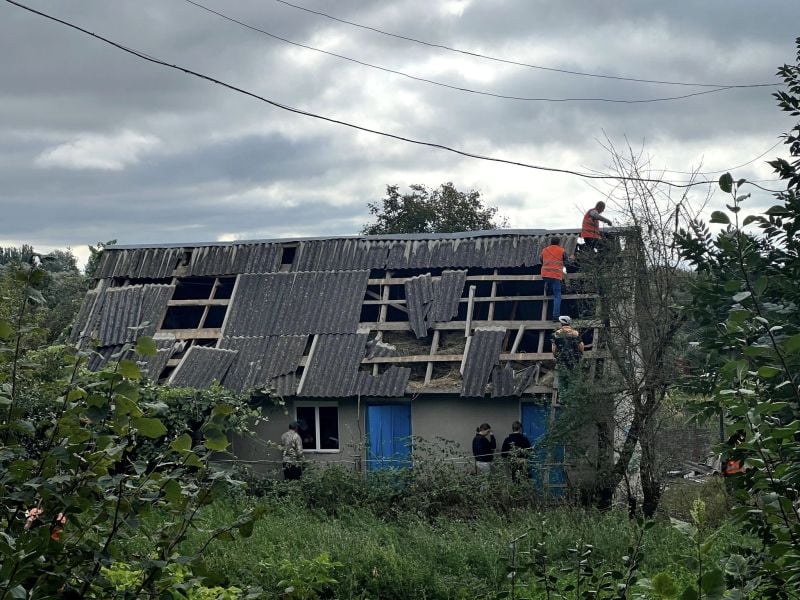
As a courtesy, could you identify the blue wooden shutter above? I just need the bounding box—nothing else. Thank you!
[366,404,411,470]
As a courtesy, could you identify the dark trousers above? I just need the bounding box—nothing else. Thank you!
[283,463,302,480]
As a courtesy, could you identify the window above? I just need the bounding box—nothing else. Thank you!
[295,403,339,452]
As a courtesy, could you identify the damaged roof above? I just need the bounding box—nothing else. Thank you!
[73,229,588,397]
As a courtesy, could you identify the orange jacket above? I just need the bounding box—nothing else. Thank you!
[723,459,744,476]
[541,245,565,280]
[582,210,601,239]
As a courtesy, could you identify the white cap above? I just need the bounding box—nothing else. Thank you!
[558,316,571,325]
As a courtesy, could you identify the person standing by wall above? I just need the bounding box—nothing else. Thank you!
[501,421,532,482]
[281,421,304,480]
[540,236,574,320]
[581,201,613,252]
[551,316,585,399]
[472,423,496,474]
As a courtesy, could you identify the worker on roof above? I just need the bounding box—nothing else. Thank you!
[551,316,584,399]
[581,201,613,252]
[540,236,574,321]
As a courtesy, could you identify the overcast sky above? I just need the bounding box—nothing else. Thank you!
[1,0,798,267]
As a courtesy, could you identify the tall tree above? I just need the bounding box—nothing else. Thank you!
[362,182,505,234]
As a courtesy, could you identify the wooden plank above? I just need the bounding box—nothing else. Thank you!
[509,324,526,355]
[424,330,440,384]
[167,298,230,307]
[459,336,473,375]
[360,293,597,306]
[158,328,221,340]
[367,273,586,285]
[296,334,319,395]
[465,285,476,337]
[410,384,554,395]
[487,269,498,321]
[359,319,603,332]
[362,350,606,364]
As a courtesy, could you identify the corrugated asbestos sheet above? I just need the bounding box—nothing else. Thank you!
[365,339,397,359]
[356,366,411,397]
[89,284,174,346]
[513,365,538,395]
[86,337,175,379]
[298,333,368,397]
[219,335,307,392]
[405,270,467,338]
[271,373,298,397]
[429,270,467,321]
[404,274,434,338]
[461,327,506,397]
[186,243,283,276]
[491,366,515,397]
[69,290,99,343]
[223,271,369,336]
[385,234,580,269]
[170,346,237,388]
[96,248,183,279]
[292,238,391,271]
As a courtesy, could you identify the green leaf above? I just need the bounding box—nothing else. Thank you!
[783,333,800,354]
[699,568,725,596]
[132,417,167,439]
[211,403,235,417]
[204,427,229,452]
[719,173,733,193]
[757,366,781,379]
[115,395,142,418]
[651,572,678,598]
[710,211,730,225]
[754,276,768,296]
[238,520,255,538]
[742,215,759,226]
[135,336,158,357]
[164,478,183,505]
[679,585,699,600]
[118,359,141,380]
[8,585,27,600]
[170,433,193,452]
[0,320,13,339]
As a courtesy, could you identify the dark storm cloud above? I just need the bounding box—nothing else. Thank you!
[0,0,798,264]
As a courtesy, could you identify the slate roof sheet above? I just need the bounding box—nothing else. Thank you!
[169,346,237,388]
[219,335,307,392]
[461,327,506,397]
[298,333,368,397]
[223,271,369,336]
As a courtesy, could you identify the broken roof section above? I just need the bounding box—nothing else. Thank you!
[73,229,597,397]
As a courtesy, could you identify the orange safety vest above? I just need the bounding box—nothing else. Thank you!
[540,245,565,280]
[581,210,601,239]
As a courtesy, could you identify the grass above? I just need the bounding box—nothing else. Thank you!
[123,491,751,600]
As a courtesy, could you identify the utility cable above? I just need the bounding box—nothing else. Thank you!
[1,0,758,190]
[272,0,782,89]
[182,0,743,104]
[660,140,785,176]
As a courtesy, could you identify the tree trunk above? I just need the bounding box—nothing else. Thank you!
[639,390,662,517]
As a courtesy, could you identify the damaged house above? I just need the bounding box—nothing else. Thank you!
[71,229,611,495]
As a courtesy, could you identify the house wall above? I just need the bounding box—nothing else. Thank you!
[231,394,601,491]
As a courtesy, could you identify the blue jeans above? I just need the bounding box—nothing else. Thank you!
[544,277,561,319]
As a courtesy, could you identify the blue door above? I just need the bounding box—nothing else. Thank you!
[521,403,566,496]
[366,404,412,470]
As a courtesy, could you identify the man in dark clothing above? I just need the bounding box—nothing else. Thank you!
[472,423,496,474]
[501,421,532,482]
[551,316,585,399]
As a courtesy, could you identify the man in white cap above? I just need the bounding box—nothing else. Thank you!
[551,316,584,371]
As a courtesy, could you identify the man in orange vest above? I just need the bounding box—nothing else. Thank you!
[581,201,613,252]
[540,237,573,320]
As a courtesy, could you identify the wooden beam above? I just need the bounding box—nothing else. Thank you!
[487,269,498,321]
[367,273,586,285]
[465,285,476,337]
[509,324,525,355]
[459,336,473,374]
[424,330,440,384]
[362,350,606,364]
[358,319,602,332]
[360,293,598,306]
[296,334,319,395]
[158,328,221,340]
[167,298,230,307]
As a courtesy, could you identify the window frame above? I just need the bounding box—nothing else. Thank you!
[294,401,340,453]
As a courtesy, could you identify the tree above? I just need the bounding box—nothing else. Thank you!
[673,37,800,597]
[362,182,506,234]
[558,140,707,517]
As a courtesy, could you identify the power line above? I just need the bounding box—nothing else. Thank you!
[272,0,782,90]
[660,140,784,176]
[0,0,762,191]
[182,0,743,105]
